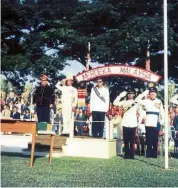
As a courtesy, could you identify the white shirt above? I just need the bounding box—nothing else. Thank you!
[114,99,138,128]
[139,98,164,127]
[90,86,109,112]
[56,82,78,107]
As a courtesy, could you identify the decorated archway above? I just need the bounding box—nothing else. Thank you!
[74,65,161,83]
[74,64,161,110]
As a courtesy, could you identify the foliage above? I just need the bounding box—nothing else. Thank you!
[1,0,178,89]
[0,76,14,94]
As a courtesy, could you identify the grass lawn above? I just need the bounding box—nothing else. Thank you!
[1,154,178,187]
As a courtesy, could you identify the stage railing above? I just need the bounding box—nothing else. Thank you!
[70,118,114,139]
[52,116,122,140]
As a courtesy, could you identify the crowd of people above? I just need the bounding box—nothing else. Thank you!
[0,88,36,121]
[1,84,178,140]
[1,74,178,159]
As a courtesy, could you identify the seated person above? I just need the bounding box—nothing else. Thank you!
[10,106,20,119]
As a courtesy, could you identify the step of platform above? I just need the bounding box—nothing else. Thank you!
[27,135,67,150]
[22,148,64,157]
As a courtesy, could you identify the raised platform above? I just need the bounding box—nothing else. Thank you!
[63,138,117,159]
[1,134,118,159]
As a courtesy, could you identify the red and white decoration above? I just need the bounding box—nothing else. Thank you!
[75,65,161,83]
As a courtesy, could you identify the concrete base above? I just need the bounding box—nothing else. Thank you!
[0,134,32,153]
[63,138,117,159]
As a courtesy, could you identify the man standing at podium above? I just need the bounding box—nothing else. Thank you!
[33,74,55,123]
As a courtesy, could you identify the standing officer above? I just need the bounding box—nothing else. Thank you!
[114,88,148,159]
[139,87,164,158]
[90,77,109,138]
[33,74,55,123]
[114,88,136,159]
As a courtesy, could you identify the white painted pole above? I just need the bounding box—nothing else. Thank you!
[163,0,169,169]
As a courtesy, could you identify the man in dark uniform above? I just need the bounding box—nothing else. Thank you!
[33,74,55,123]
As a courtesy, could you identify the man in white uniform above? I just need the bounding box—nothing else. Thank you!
[90,77,109,138]
[56,75,78,135]
[139,87,164,158]
[114,88,147,159]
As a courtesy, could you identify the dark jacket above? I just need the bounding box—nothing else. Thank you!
[11,112,20,119]
[23,114,31,120]
[33,85,55,107]
[173,115,178,130]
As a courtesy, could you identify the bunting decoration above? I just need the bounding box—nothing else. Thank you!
[77,81,87,110]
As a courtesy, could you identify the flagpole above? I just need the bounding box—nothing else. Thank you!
[86,41,90,71]
[163,0,169,169]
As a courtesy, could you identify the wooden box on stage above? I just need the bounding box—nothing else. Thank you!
[37,122,54,134]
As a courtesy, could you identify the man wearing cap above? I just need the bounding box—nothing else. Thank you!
[33,74,55,123]
[90,77,109,138]
[139,87,164,158]
[55,74,78,135]
[114,88,147,159]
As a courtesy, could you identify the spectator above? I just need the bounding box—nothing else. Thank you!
[75,108,86,136]
[2,104,11,118]
[168,106,175,126]
[10,106,20,119]
[13,94,18,103]
[15,99,22,114]
[86,104,91,118]
[32,112,38,121]
[23,109,31,120]
[0,89,6,101]
[54,108,63,135]
[74,108,79,135]
[21,88,30,103]
[21,100,29,114]
[9,88,15,98]
[50,104,55,124]
[6,94,12,104]
[111,110,122,139]
[173,105,178,131]
[9,100,15,111]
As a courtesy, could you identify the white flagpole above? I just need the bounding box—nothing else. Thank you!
[86,42,90,71]
[163,0,169,169]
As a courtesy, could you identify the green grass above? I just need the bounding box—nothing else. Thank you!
[1,154,178,187]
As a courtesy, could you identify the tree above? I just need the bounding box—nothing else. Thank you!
[1,0,178,94]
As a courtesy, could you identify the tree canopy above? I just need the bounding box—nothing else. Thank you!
[1,0,178,93]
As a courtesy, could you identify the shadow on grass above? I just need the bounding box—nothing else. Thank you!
[117,154,163,169]
[1,152,47,166]
[135,157,164,169]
